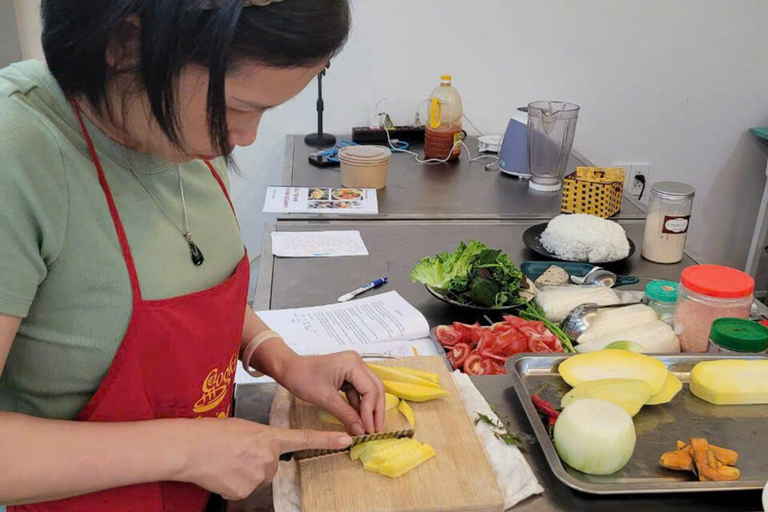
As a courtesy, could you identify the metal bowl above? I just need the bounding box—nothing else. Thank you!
[424,277,537,313]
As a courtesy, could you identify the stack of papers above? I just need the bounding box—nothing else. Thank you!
[263,186,378,215]
[236,292,439,383]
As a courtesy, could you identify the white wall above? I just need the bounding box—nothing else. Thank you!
[12,0,44,61]
[11,0,768,271]
[231,0,768,273]
[0,1,22,67]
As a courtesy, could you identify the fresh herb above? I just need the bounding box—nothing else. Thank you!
[411,241,526,308]
[475,412,531,448]
[520,301,575,353]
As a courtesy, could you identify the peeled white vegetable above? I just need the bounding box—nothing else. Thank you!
[576,304,658,344]
[575,320,680,354]
[553,399,636,475]
[536,285,620,323]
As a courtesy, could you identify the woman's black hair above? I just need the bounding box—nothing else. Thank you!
[41,0,351,156]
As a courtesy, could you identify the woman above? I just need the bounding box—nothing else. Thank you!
[0,0,386,509]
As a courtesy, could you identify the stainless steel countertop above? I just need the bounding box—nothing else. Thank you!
[230,380,763,512]
[278,135,647,221]
[254,219,695,326]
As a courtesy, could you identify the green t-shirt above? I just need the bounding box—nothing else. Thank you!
[0,61,246,420]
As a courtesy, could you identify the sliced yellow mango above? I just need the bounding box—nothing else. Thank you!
[383,380,448,402]
[358,438,415,463]
[558,349,668,395]
[397,367,440,384]
[367,364,440,388]
[350,439,398,461]
[378,443,437,478]
[646,373,683,405]
[561,378,652,417]
[385,393,400,410]
[690,360,768,405]
[317,392,400,426]
[362,439,421,466]
[397,399,415,426]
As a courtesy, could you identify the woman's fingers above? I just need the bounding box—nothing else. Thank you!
[342,356,386,434]
[321,393,366,436]
[343,385,361,412]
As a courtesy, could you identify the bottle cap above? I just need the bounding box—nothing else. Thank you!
[645,280,678,304]
[681,265,754,299]
[440,75,452,84]
[709,318,768,353]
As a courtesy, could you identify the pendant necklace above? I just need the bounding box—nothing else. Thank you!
[129,167,205,266]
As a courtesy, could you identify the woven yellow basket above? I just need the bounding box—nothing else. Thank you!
[561,167,626,218]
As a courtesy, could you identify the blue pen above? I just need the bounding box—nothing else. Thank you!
[337,277,388,302]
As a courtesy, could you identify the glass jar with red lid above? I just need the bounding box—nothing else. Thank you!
[673,265,754,352]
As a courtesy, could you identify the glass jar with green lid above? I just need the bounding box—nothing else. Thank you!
[708,318,768,354]
[645,280,678,325]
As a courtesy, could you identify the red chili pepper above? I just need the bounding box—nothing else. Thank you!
[531,393,560,419]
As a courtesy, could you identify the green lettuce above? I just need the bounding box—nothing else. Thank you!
[410,240,525,308]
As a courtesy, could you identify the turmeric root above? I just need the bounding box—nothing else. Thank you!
[659,447,694,471]
[660,438,740,482]
[690,438,741,482]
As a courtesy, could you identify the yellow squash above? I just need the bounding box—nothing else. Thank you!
[355,438,413,463]
[558,349,668,395]
[383,380,448,402]
[367,364,440,388]
[561,378,653,417]
[690,360,768,405]
[646,373,683,405]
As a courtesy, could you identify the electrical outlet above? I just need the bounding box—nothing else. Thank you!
[629,164,650,197]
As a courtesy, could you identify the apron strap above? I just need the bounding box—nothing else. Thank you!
[204,160,236,214]
[73,103,143,303]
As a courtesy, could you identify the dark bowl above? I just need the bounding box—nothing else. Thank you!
[424,277,536,313]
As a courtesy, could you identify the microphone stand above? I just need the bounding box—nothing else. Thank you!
[304,69,336,147]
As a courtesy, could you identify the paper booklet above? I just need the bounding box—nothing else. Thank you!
[235,292,439,383]
[262,186,378,215]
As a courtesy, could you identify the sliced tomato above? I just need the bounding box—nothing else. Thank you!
[452,322,480,339]
[435,325,463,347]
[475,330,496,352]
[502,315,529,327]
[451,342,472,368]
[495,328,529,356]
[463,354,485,375]
[489,360,507,375]
[479,359,495,375]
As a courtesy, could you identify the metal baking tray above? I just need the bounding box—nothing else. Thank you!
[506,353,768,494]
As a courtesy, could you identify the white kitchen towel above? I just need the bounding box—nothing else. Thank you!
[271,372,543,512]
[451,371,544,509]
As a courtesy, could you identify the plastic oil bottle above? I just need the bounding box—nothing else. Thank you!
[425,75,463,160]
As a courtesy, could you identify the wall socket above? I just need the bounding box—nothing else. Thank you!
[614,163,651,197]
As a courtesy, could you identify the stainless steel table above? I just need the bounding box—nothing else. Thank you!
[278,135,647,221]
[254,220,695,326]
[231,380,763,512]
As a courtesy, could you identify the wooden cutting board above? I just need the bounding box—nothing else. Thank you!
[290,356,504,512]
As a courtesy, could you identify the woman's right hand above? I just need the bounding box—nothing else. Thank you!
[178,418,352,500]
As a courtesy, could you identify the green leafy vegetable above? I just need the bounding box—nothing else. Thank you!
[411,241,525,308]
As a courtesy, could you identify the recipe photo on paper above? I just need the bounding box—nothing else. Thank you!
[262,186,379,214]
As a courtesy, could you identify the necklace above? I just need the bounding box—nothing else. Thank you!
[129,167,205,267]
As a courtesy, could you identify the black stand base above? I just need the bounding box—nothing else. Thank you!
[304,132,337,148]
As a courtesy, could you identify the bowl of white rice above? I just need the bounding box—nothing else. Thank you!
[524,214,634,264]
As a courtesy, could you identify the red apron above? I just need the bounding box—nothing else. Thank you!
[11,108,249,511]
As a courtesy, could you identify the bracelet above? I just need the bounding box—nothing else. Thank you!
[241,330,284,378]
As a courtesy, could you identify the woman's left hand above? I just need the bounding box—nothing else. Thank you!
[279,352,386,437]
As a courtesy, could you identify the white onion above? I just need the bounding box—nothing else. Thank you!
[553,399,636,475]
